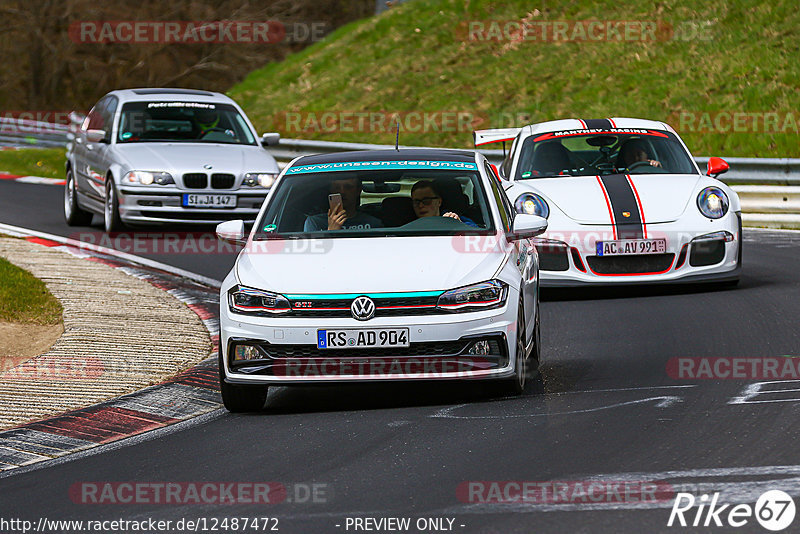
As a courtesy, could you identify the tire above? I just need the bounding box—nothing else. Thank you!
[64,169,93,226]
[218,353,269,413]
[104,178,125,233]
[498,300,527,396]
[530,297,541,368]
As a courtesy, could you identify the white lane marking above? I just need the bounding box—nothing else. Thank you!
[430,396,683,419]
[14,176,65,185]
[437,465,800,514]
[556,385,696,395]
[0,222,222,288]
[729,380,800,404]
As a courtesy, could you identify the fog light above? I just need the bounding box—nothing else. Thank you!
[233,344,263,361]
[468,340,491,355]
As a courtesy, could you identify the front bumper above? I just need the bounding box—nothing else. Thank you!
[536,212,742,286]
[220,300,518,385]
[117,186,266,225]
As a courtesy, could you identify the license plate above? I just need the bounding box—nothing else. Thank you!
[597,238,666,256]
[317,329,410,349]
[182,194,236,208]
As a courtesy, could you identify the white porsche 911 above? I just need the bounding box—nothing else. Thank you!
[215,149,548,411]
[475,118,741,286]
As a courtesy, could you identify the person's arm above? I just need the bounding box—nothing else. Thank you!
[304,214,324,232]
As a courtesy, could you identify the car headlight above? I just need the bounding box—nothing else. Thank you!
[243,172,277,188]
[122,171,174,185]
[697,187,729,219]
[436,280,508,312]
[229,285,291,315]
[515,193,549,218]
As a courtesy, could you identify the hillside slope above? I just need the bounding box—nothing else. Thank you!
[229,0,799,157]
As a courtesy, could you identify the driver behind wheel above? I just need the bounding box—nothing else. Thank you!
[411,180,478,227]
[194,107,221,136]
[618,139,661,169]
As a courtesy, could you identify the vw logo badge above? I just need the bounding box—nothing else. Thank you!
[350,296,375,321]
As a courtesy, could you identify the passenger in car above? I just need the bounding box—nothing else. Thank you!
[304,177,383,231]
[411,180,478,227]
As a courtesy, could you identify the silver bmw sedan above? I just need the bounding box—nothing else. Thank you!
[64,88,281,232]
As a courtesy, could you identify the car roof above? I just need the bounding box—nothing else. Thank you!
[294,148,479,166]
[521,117,674,136]
[103,88,236,105]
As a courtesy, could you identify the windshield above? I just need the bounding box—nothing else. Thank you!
[116,101,256,145]
[254,164,495,239]
[514,129,697,179]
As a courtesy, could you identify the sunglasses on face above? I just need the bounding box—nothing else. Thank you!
[412,196,440,207]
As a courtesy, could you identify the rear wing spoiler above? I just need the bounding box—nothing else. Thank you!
[473,128,521,147]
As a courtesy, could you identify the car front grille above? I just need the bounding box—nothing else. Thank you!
[586,253,675,275]
[229,336,509,376]
[287,295,444,318]
[183,173,207,189]
[211,173,236,189]
[261,340,470,359]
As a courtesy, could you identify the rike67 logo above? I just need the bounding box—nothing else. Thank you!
[668,490,796,531]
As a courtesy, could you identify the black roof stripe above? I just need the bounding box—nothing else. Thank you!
[583,119,613,129]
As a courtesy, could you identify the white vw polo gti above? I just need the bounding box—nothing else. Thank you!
[216,149,547,412]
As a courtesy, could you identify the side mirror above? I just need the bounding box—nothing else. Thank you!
[707,157,729,178]
[216,220,246,245]
[509,214,548,240]
[86,129,106,143]
[261,132,281,147]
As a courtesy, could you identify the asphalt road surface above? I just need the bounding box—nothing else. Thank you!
[2,179,800,533]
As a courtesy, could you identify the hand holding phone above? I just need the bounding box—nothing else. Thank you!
[328,193,343,211]
[327,193,346,230]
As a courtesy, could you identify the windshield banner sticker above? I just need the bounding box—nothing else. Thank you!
[286,160,479,174]
[534,129,669,142]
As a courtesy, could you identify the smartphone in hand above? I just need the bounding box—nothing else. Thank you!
[328,193,343,211]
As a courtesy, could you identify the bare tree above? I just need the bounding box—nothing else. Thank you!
[0,0,373,113]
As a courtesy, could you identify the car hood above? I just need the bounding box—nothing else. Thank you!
[236,236,509,294]
[521,174,702,224]
[114,143,278,174]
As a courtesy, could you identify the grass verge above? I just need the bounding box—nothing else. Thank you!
[0,256,62,325]
[0,148,65,179]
